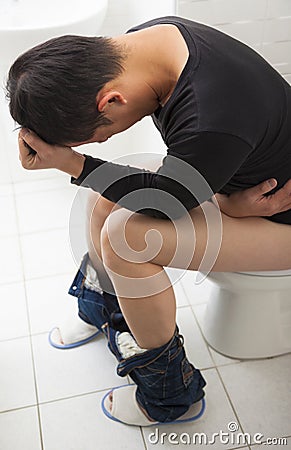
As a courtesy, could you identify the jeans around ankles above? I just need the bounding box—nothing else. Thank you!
[104,324,207,423]
[68,253,129,332]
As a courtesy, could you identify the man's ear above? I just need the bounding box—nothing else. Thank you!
[97,91,127,112]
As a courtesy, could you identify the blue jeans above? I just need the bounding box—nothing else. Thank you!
[69,254,206,422]
[104,323,206,422]
[68,253,129,332]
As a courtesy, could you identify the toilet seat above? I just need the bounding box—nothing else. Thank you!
[238,269,291,277]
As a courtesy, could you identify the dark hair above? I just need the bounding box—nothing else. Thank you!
[6,35,125,144]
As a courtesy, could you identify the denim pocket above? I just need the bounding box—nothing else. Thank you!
[132,364,167,390]
[77,291,111,331]
[134,337,206,422]
[181,357,195,388]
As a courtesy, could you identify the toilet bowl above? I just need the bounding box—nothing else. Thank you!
[201,270,291,359]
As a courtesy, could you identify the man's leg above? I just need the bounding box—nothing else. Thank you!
[72,155,166,339]
[86,191,117,295]
[72,192,129,332]
[49,193,126,348]
[98,203,291,422]
[100,203,291,349]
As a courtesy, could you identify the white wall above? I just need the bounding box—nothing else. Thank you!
[100,0,291,84]
[100,0,176,35]
[178,0,291,84]
[88,0,290,162]
[87,0,177,162]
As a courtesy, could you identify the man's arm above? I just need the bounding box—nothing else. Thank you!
[19,129,85,178]
[19,129,291,219]
[215,179,291,218]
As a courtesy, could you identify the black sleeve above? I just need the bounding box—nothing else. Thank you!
[71,132,252,219]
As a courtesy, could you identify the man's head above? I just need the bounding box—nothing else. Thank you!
[6,35,125,145]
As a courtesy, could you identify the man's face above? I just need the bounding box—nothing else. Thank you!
[68,104,143,147]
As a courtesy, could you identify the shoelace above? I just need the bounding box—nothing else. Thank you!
[117,332,147,358]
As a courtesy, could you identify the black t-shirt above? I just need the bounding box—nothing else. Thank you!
[72,16,291,224]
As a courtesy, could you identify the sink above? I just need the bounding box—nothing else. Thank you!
[0,0,108,67]
[0,0,108,155]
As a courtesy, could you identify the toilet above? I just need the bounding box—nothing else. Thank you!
[201,270,291,359]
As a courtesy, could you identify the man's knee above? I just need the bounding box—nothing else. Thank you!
[87,193,117,236]
[100,209,159,268]
[100,209,131,269]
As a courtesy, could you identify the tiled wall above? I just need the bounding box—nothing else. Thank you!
[99,0,176,35]
[93,0,290,159]
[100,0,291,85]
[177,0,291,84]
[95,0,177,159]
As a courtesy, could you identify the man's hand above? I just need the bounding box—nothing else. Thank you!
[18,129,85,178]
[215,178,291,218]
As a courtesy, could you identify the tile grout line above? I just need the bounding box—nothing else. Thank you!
[186,285,291,445]
[10,181,45,450]
[178,278,250,439]
[191,305,246,417]
[186,302,249,436]
[0,269,76,288]
[139,428,149,450]
[16,224,70,237]
[186,301,219,367]
[0,403,38,415]
[2,384,138,411]
[214,365,248,437]
[177,278,220,370]
[179,274,208,307]
[259,0,269,52]
[188,300,243,368]
[179,277,242,370]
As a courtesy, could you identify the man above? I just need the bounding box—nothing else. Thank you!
[7,16,291,425]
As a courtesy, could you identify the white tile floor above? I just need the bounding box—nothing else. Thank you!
[0,142,291,450]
